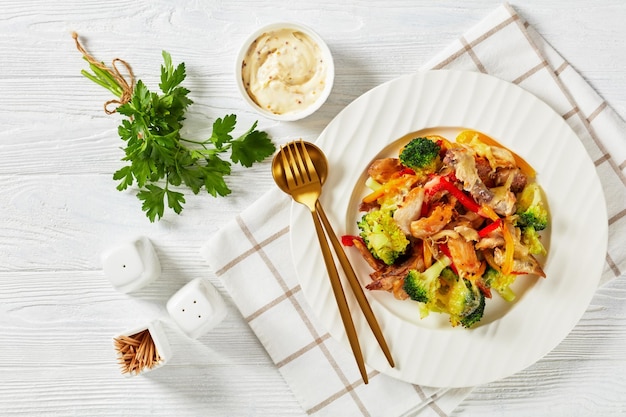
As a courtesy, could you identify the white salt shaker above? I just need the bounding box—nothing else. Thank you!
[101,236,161,293]
[166,278,228,339]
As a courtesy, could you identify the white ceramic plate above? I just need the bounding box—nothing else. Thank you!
[289,70,607,387]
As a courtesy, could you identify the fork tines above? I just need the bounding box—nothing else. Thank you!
[281,140,320,187]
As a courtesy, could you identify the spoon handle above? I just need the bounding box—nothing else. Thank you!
[316,200,395,368]
[309,207,369,384]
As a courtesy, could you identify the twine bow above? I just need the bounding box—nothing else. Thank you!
[72,32,135,114]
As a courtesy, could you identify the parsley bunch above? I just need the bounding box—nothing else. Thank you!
[79,50,275,222]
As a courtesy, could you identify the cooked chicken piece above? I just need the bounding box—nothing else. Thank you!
[353,237,384,271]
[458,211,485,229]
[445,147,521,216]
[370,242,424,281]
[430,229,460,243]
[453,225,480,242]
[475,156,496,187]
[493,247,546,278]
[475,156,527,194]
[489,188,517,217]
[365,275,410,300]
[447,236,482,276]
[490,146,516,168]
[443,147,494,205]
[490,223,545,277]
[367,242,424,298]
[392,279,409,300]
[429,218,480,243]
[475,235,505,250]
[367,158,403,183]
[410,204,455,239]
[485,190,516,215]
[359,200,380,212]
[366,275,398,292]
[393,187,425,235]
[495,167,527,193]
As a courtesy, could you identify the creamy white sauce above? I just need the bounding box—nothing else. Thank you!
[241,28,327,115]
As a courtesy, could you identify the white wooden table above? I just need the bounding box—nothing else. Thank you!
[1,1,625,416]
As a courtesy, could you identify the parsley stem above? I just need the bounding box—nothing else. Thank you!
[179,138,209,145]
[89,61,122,88]
[180,137,232,154]
[80,69,115,93]
[81,66,124,98]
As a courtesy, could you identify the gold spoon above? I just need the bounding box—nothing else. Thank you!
[272,141,329,193]
[272,141,395,381]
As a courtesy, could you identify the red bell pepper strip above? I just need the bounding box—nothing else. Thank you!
[394,167,416,177]
[426,175,499,221]
[437,177,481,212]
[341,235,362,247]
[477,219,503,238]
[438,244,458,275]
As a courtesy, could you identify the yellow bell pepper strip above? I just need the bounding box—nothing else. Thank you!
[456,130,535,179]
[361,170,416,204]
[362,178,400,203]
[501,221,516,275]
[477,203,500,222]
[423,239,434,269]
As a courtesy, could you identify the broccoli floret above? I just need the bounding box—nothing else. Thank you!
[403,257,452,303]
[357,209,409,265]
[516,182,549,231]
[446,277,485,328]
[483,266,516,302]
[521,226,547,256]
[439,266,458,283]
[399,137,441,174]
[459,292,486,328]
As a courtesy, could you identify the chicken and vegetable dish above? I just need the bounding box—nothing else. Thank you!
[343,130,549,328]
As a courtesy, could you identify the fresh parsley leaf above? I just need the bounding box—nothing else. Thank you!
[159,51,186,94]
[137,184,166,223]
[78,50,276,222]
[166,188,185,214]
[201,156,232,197]
[113,166,134,191]
[209,114,236,148]
[231,128,275,168]
[179,166,206,195]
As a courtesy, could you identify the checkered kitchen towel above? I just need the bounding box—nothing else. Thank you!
[201,4,626,417]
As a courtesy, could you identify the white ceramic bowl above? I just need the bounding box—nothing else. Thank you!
[235,22,334,121]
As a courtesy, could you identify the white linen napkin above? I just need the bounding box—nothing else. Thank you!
[201,4,626,416]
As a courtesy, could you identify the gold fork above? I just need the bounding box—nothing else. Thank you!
[276,140,395,383]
